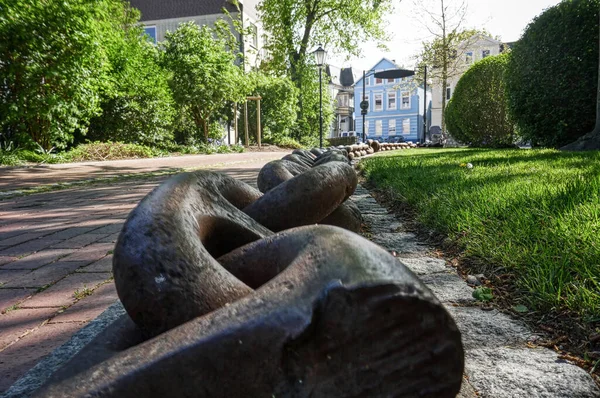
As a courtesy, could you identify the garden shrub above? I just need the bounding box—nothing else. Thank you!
[65,142,165,162]
[506,0,599,148]
[446,53,516,147]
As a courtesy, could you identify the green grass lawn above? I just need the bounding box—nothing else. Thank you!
[359,148,600,324]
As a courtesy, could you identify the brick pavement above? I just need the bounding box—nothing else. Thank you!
[0,155,281,392]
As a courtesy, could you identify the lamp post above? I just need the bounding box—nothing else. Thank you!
[361,68,415,143]
[422,65,428,144]
[313,45,326,148]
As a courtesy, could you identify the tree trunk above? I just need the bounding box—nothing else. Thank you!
[440,0,448,143]
[203,119,209,143]
[561,5,600,151]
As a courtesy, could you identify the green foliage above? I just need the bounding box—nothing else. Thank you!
[87,6,175,146]
[0,0,118,149]
[506,0,599,148]
[361,148,600,323]
[258,0,390,138]
[271,137,303,149]
[445,53,516,147]
[161,22,247,143]
[66,142,165,162]
[473,287,494,302]
[244,72,298,142]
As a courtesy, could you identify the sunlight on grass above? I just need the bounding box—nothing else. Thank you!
[360,148,600,323]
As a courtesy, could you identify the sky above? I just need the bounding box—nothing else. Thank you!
[328,0,562,71]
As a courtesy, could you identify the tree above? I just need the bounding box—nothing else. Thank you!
[243,72,298,143]
[414,0,478,136]
[161,21,248,143]
[86,4,175,146]
[445,53,516,147]
[506,0,599,148]
[561,1,600,151]
[257,0,392,138]
[0,0,114,149]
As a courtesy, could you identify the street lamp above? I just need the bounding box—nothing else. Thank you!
[313,45,327,148]
[361,68,415,143]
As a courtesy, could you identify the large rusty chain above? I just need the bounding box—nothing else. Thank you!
[37,143,464,397]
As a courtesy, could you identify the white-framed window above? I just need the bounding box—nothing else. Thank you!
[375,120,382,135]
[249,23,258,48]
[387,92,396,110]
[401,91,410,109]
[374,93,383,111]
[387,78,395,83]
[446,87,452,100]
[402,119,410,134]
[482,49,490,58]
[144,26,157,43]
[466,51,473,64]
[375,77,383,84]
[388,119,396,135]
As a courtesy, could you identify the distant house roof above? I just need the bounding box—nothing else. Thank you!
[129,0,238,21]
[325,66,357,88]
[340,68,356,87]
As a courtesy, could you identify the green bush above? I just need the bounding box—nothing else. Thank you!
[506,0,599,148]
[0,0,113,149]
[271,136,304,149]
[446,53,516,147]
[65,142,165,162]
[242,72,298,143]
[86,17,175,146]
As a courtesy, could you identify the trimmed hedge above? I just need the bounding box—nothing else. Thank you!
[506,0,599,148]
[446,53,516,147]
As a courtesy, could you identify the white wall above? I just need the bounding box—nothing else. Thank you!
[430,35,502,129]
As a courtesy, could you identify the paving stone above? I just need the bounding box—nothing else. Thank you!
[398,257,450,276]
[370,232,427,256]
[0,289,36,313]
[50,282,118,323]
[0,307,58,350]
[42,227,97,241]
[1,249,72,270]
[2,302,127,398]
[0,257,17,267]
[445,306,535,350]
[78,255,112,273]
[90,223,123,235]
[0,321,84,393]
[465,347,600,398]
[20,273,112,309]
[362,213,403,233]
[419,272,476,304]
[0,239,62,257]
[49,233,109,250]
[1,261,88,289]
[0,231,30,242]
[95,233,120,244]
[59,243,113,263]
[0,270,31,287]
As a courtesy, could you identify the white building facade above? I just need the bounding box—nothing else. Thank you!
[429,35,503,142]
[130,0,265,71]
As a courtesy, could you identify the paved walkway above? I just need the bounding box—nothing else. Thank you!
[0,152,286,392]
[0,151,286,192]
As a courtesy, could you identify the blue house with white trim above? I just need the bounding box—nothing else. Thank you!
[354,58,430,143]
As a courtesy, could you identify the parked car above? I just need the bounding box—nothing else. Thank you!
[387,136,405,143]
